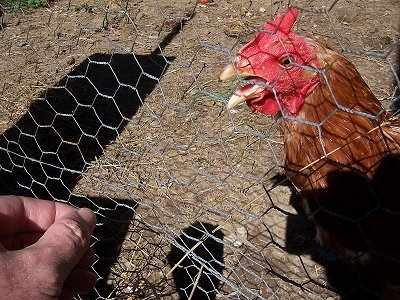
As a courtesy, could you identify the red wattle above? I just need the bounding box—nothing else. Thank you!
[246,96,280,115]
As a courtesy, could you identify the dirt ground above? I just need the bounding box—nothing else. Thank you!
[0,0,399,299]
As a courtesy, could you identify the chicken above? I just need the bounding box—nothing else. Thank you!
[220,7,400,294]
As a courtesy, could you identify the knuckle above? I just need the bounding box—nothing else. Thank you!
[61,218,88,248]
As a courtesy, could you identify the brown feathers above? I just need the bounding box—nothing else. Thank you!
[221,8,400,294]
[282,43,400,290]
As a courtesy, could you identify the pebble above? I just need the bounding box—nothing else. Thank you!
[16,40,28,47]
[66,56,75,65]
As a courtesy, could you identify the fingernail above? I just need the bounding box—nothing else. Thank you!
[77,208,97,231]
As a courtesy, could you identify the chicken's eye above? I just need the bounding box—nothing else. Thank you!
[278,55,293,67]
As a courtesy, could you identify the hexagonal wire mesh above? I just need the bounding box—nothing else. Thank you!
[0,0,399,299]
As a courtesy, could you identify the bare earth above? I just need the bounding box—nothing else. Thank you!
[0,0,399,299]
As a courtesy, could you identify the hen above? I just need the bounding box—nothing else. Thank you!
[220,7,400,295]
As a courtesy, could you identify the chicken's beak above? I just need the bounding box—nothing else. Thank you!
[219,63,236,81]
[226,92,248,110]
[226,84,266,110]
[219,63,248,110]
[220,63,265,110]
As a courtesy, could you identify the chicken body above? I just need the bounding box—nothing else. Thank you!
[282,42,400,272]
[220,7,400,293]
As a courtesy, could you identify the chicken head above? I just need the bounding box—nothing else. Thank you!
[220,7,321,116]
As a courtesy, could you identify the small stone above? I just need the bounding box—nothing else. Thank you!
[223,223,249,248]
[13,19,21,26]
[16,40,28,47]
[66,57,75,65]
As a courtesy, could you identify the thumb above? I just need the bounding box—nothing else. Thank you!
[34,208,96,281]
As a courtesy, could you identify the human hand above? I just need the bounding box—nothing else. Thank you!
[0,195,97,300]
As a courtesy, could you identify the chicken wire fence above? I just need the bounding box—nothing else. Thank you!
[0,0,399,299]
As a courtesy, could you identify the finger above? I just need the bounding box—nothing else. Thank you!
[76,248,96,269]
[58,288,74,300]
[0,196,77,235]
[0,232,43,250]
[32,208,96,282]
[63,268,97,294]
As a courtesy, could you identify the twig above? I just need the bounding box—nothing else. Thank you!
[188,265,204,300]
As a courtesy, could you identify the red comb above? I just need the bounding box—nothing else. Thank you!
[262,7,299,34]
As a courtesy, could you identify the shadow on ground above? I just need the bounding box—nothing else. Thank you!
[281,177,379,300]
[0,23,181,297]
[167,221,225,300]
[276,155,400,300]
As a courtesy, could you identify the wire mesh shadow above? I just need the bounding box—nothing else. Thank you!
[167,221,225,300]
[279,154,400,299]
[0,52,173,298]
[0,51,170,196]
[281,177,375,300]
